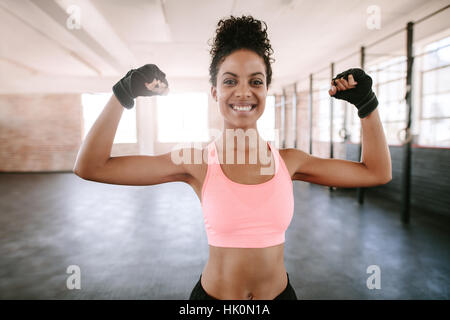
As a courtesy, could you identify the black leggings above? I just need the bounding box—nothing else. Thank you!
[189,272,298,300]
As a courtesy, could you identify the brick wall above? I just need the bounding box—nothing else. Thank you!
[0,94,82,172]
[0,93,139,172]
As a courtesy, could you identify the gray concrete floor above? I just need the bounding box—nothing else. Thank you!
[0,173,448,299]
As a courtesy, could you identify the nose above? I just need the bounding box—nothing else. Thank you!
[234,82,252,98]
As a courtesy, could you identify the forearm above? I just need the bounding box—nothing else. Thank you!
[360,108,392,180]
[73,94,123,175]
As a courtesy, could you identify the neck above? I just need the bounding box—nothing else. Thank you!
[217,130,266,152]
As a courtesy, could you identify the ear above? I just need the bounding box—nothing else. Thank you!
[211,86,217,102]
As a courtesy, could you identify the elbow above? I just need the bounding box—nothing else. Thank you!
[72,163,82,176]
[368,168,392,186]
[72,165,90,179]
[383,176,392,185]
[379,173,392,185]
[363,163,392,185]
[72,167,85,179]
[384,167,393,184]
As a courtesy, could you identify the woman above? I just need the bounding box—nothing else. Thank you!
[73,15,392,300]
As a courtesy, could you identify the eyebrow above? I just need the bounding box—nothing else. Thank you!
[222,72,265,78]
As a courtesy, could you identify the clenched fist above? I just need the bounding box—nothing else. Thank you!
[329,68,378,119]
[113,64,169,109]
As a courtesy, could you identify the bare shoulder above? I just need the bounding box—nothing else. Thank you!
[177,144,208,202]
[179,145,208,184]
[278,148,308,179]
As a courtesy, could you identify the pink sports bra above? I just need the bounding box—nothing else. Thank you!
[201,140,294,248]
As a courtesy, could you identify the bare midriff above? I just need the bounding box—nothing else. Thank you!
[200,243,288,300]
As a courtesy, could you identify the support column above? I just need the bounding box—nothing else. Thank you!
[402,21,414,224]
[329,63,335,192]
[357,46,366,204]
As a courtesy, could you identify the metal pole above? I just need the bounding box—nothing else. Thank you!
[329,63,334,192]
[402,22,414,224]
[357,46,366,204]
[309,74,313,154]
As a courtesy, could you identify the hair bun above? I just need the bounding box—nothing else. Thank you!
[208,15,275,89]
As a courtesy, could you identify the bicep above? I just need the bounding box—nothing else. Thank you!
[289,149,388,188]
[75,149,191,186]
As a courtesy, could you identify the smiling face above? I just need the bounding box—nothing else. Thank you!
[211,49,268,133]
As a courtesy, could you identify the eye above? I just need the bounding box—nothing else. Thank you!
[223,79,264,85]
[224,79,235,85]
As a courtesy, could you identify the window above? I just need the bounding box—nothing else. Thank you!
[364,35,450,148]
[419,35,450,147]
[81,93,137,143]
[257,95,276,141]
[347,101,361,144]
[317,83,331,142]
[156,92,209,142]
[332,100,346,143]
[367,56,407,145]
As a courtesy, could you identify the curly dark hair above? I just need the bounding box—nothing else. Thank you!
[208,15,275,90]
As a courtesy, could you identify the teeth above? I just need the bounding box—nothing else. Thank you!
[231,104,254,111]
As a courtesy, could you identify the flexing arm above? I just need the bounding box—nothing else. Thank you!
[73,94,123,176]
[291,68,391,187]
[72,64,191,186]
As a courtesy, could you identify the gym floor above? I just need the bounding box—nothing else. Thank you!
[0,173,448,299]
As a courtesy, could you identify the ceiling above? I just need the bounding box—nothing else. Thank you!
[0,0,449,94]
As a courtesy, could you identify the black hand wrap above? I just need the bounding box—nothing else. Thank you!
[112,64,169,109]
[332,68,378,118]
